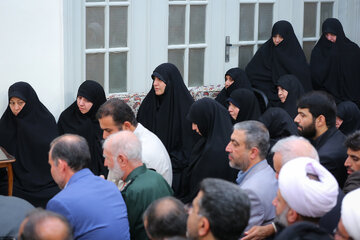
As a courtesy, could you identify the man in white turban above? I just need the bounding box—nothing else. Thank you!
[273,157,339,232]
[336,188,360,240]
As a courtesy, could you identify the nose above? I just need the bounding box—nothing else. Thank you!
[272,197,277,207]
[225,142,231,153]
[294,114,300,123]
[103,131,109,140]
[344,157,350,167]
[192,123,197,131]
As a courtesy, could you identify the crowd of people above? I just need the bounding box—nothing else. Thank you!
[1,17,360,240]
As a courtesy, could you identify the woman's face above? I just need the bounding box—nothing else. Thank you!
[325,33,337,43]
[9,97,26,116]
[77,96,93,114]
[153,77,166,96]
[225,75,234,89]
[277,86,288,103]
[272,34,284,46]
[192,123,202,136]
[228,102,240,120]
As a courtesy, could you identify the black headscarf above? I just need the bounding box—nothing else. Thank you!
[0,82,59,207]
[179,98,238,203]
[246,20,312,106]
[137,63,198,190]
[277,74,305,118]
[311,18,360,106]
[215,67,252,108]
[337,101,360,136]
[259,107,298,168]
[57,80,107,176]
[227,88,261,123]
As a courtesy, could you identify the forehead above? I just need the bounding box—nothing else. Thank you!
[99,115,118,128]
[231,129,246,143]
[347,148,360,156]
[10,97,24,102]
[298,108,312,116]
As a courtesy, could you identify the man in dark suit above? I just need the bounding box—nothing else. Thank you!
[46,134,130,240]
[294,91,347,188]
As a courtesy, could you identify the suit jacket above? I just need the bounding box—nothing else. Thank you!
[312,127,347,188]
[47,168,130,240]
[0,196,34,238]
[237,160,278,231]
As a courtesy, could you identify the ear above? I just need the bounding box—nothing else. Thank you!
[198,217,211,237]
[57,159,68,172]
[287,208,299,224]
[117,154,128,167]
[122,121,132,131]
[315,115,326,128]
[249,147,259,160]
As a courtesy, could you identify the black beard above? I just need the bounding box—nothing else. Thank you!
[297,122,316,139]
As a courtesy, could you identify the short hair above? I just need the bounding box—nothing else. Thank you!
[198,178,250,240]
[20,208,73,240]
[233,120,270,159]
[103,131,142,163]
[143,197,187,239]
[271,136,319,165]
[50,134,90,171]
[96,98,137,127]
[297,91,336,128]
[345,130,360,151]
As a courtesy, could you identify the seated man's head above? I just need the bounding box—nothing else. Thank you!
[96,98,138,139]
[295,91,336,140]
[103,131,143,181]
[271,135,319,179]
[143,197,187,240]
[273,157,338,228]
[49,134,90,189]
[344,130,360,175]
[226,120,270,172]
[186,178,250,240]
[18,208,73,240]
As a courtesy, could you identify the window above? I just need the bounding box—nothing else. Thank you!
[238,0,274,69]
[168,0,207,87]
[303,0,334,62]
[85,0,129,93]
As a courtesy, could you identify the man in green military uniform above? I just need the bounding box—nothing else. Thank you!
[103,131,173,240]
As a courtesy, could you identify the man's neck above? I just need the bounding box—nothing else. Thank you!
[313,125,328,140]
[244,157,262,172]
[122,162,144,181]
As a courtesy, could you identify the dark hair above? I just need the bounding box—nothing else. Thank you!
[198,178,250,240]
[50,134,90,171]
[20,208,73,240]
[345,130,360,151]
[143,197,187,239]
[297,91,336,128]
[96,98,137,127]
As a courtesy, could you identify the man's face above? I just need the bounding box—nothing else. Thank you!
[273,152,282,179]
[345,148,360,175]
[103,143,124,180]
[334,219,350,240]
[48,150,66,189]
[294,108,317,139]
[272,190,289,227]
[187,191,204,240]
[99,115,121,139]
[225,129,251,171]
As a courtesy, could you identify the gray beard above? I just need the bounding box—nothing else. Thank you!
[274,206,289,228]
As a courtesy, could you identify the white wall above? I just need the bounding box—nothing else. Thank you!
[0,0,64,120]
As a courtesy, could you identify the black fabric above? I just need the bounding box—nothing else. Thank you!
[179,98,238,203]
[259,107,298,167]
[337,101,360,136]
[246,20,312,106]
[0,82,59,207]
[227,88,261,123]
[215,67,252,108]
[57,80,107,176]
[319,188,344,235]
[310,18,360,106]
[274,221,333,240]
[136,63,198,192]
[312,127,347,188]
[277,75,305,119]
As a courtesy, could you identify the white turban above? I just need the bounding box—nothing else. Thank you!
[341,188,360,240]
[278,157,339,218]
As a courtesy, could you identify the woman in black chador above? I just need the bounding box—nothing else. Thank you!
[179,98,238,203]
[246,20,312,106]
[137,63,198,193]
[215,67,252,108]
[57,80,107,176]
[336,101,360,136]
[227,88,261,124]
[277,74,305,119]
[0,82,59,207]
[310,18,360,107]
